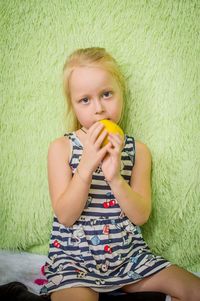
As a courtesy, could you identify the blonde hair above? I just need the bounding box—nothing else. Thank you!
[63,47,126,131]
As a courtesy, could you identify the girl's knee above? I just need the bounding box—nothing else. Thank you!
[51,287,99,301]
[122,265,200,301]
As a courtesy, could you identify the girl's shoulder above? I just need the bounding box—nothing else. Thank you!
[134,139,152,162]
[135,139,150,151]
[135,140,149,149]
[49,135,71,150]
[48,135,71,163]
[125,136,151,154]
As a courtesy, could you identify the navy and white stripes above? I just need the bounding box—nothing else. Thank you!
[41,133,171,295]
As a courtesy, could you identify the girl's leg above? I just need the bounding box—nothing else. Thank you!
[51,287,99,301]
[122,265,200,301]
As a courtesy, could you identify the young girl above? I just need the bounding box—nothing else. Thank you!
[42,47,200,301]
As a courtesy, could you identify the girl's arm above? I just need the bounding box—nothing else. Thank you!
[108,141,152,226]
[47,122,110,227]
[47,137,92,227]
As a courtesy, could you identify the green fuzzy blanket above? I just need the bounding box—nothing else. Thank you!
[1,0,199,271]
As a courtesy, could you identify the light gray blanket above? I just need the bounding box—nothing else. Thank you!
[0,250,47,295]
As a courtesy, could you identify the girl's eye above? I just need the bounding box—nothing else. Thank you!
[80,97,89,104]
[103,91,112,99]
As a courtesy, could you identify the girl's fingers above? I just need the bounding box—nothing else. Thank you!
[95,129,108,148]
[108,134,123,150]
[114,133,124,145]
[99,141,112,156]
[89,122,105,143]
[87,122,100,135]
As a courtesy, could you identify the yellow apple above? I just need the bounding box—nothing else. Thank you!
[99,119,124,146]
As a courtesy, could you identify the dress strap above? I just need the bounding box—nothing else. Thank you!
[64,132,82,148]
[64,132,83,168]
[124,135,135,166]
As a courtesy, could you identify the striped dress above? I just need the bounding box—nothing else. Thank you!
[41,132,171,295]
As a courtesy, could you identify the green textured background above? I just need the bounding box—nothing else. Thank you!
[1,0,200,271]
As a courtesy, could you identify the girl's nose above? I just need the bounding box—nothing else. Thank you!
[94,99,105,114]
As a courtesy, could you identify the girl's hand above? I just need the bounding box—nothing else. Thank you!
[79,122,111,175]
[101,133,124,182]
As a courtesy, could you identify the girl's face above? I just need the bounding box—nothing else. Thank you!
[69,65,123,129]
